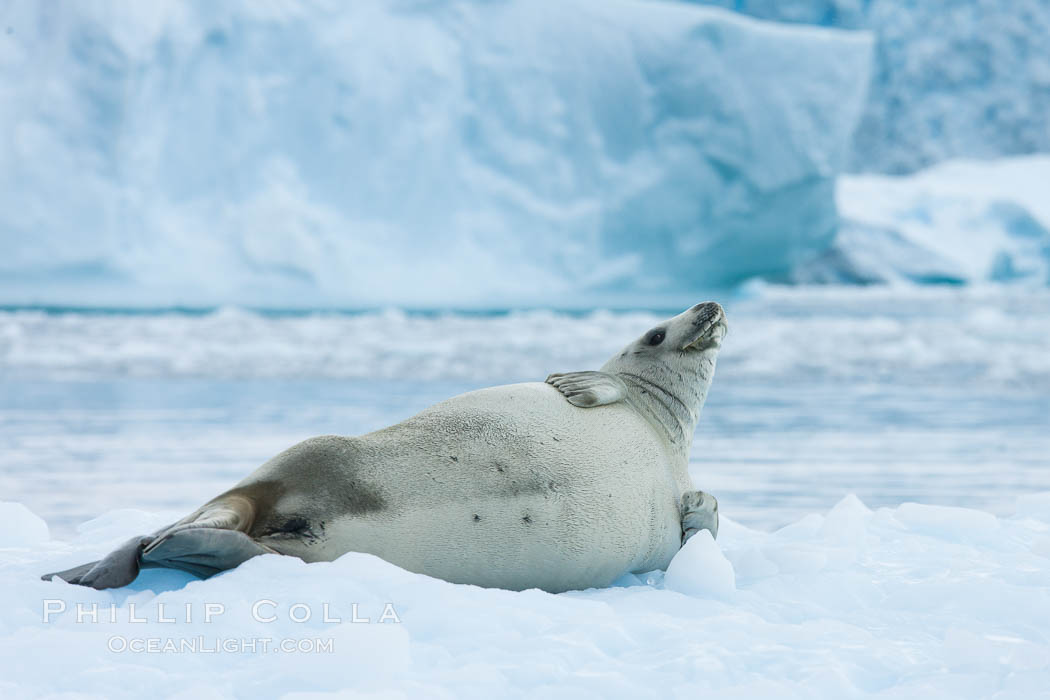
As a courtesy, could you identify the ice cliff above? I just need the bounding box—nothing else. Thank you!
[0,0,871,308]
[688,0,1050,173]
[799,156,1050,286]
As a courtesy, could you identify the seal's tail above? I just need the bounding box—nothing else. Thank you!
[41,496,274,589]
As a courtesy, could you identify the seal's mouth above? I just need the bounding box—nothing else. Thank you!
[681,303,727,352]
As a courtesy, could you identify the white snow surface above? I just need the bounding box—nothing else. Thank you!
[3,494,1049,698]
[799,156,1050,285]
[0,0,870,307]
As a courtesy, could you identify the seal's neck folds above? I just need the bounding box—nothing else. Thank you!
[596,301,726,456]
[603,355,718,455]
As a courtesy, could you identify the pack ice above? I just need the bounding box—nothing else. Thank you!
[3,495,1049,698]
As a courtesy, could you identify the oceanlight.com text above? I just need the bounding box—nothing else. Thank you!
[107,635,335,654]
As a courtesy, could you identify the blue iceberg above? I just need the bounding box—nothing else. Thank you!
[0,1,871,308]
[688,0,1050,173]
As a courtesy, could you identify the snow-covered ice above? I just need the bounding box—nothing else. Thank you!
[664,530,736,598]
[1,286,1047,696]
[799,155,1050,285]
[3,492,1049,698]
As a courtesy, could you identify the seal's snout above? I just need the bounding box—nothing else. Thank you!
[682,301,727,350]
[691,302,726,333]
[691,301,724,321]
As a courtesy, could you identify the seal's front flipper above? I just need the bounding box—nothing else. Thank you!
[680,490,719,543]
[141,528,276,579]
[545,371,628,408]
[41,535,154,589]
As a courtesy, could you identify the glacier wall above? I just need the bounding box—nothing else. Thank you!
[0,0,871,308]
[690,0,1050,173]
[796,156,1050,286]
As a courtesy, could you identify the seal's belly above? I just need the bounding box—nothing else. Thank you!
[275,383,686,592]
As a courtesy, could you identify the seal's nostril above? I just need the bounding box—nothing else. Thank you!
[691,301,722,315]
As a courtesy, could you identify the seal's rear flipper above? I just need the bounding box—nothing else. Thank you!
[545,371,628,407]
[141,528,276,579]
[42,494,276,588]
[41,535,154,589]
[41,560,98,584]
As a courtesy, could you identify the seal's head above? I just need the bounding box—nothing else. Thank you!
[642,301,727,354]
[603,301,727,371]
[601,302,727,447]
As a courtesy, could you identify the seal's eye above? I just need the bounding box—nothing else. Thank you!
[648,330,665,346]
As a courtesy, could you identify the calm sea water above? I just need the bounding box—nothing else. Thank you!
[2,288,1048,536]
